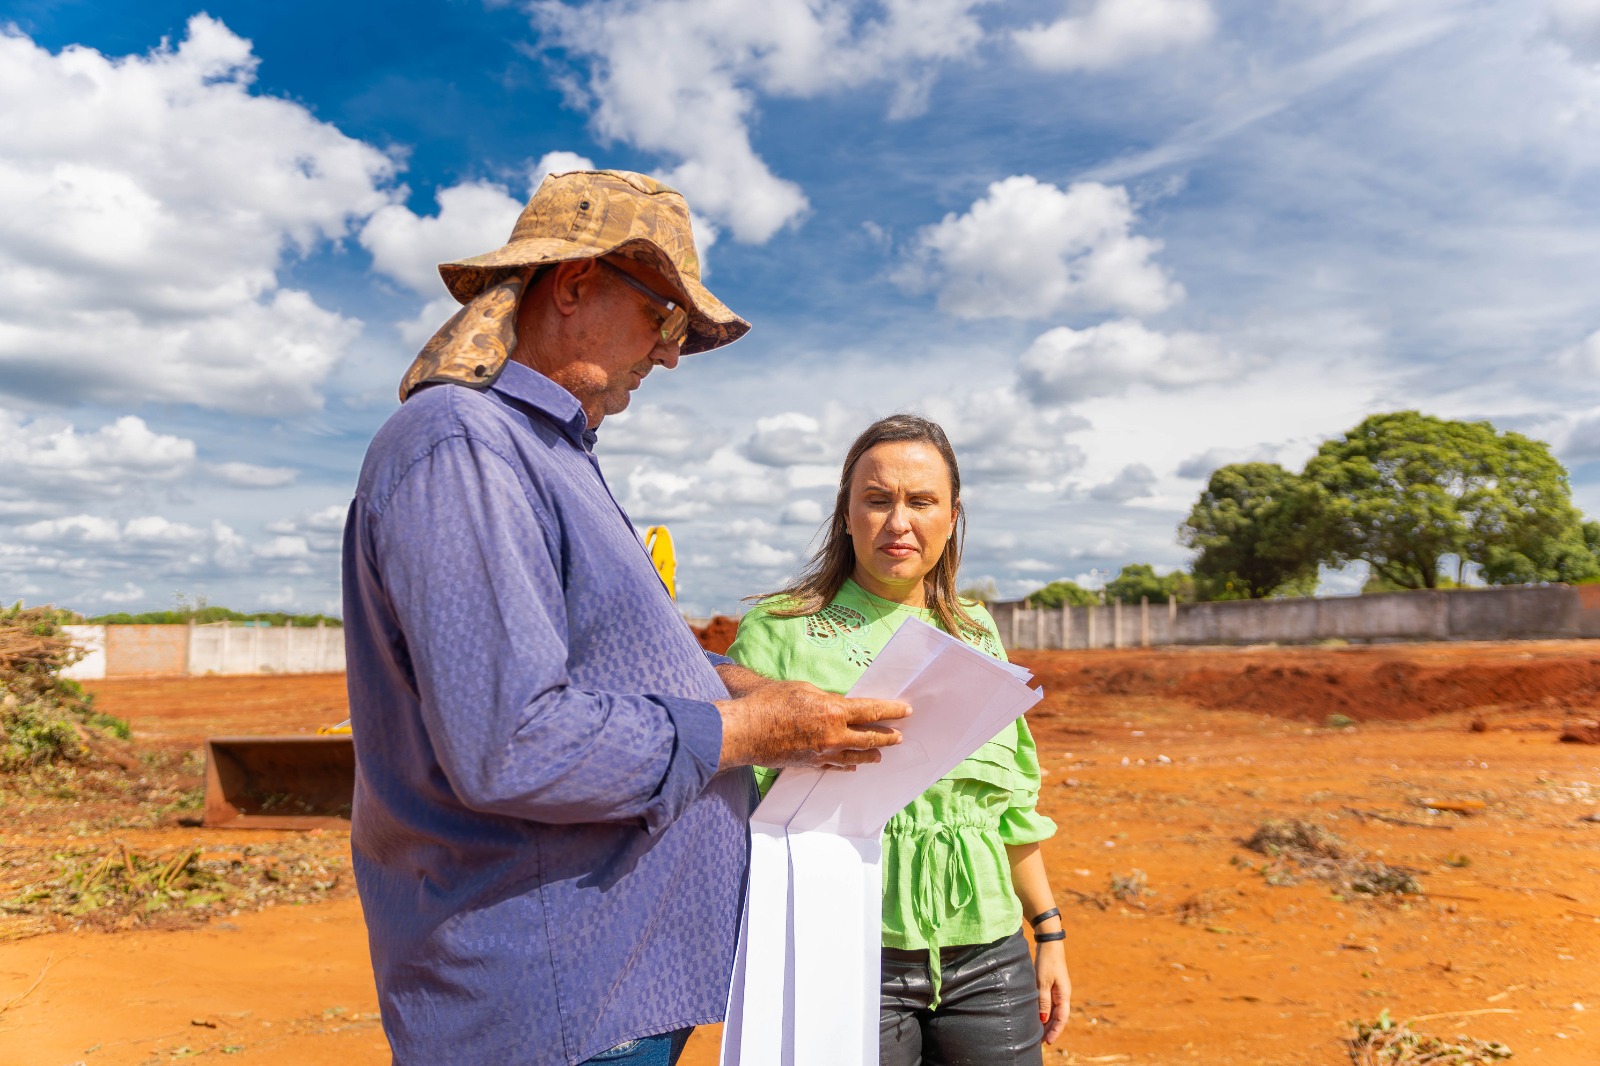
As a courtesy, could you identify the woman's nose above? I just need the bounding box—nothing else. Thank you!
[886,505,913,532]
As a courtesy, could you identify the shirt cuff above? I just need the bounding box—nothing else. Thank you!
[643,696,724,834]
[703,650,734,669]
[999,805,1057,847]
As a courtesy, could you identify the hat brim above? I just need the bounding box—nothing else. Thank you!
[438,237,749,357]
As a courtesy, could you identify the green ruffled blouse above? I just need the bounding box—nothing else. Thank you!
[728,579,1056,1005]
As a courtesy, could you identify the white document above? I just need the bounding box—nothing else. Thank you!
[721,618,1044,1066]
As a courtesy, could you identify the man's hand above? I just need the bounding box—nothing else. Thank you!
[714,679,910,772]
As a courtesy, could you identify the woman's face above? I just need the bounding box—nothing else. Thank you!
[846,440,958,607]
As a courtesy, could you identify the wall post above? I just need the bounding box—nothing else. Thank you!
[1113,600,1123,649]
[1060,605,1071,650]
[1140,596,1150,647]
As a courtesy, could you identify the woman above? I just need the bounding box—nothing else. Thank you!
[728,414,1069,1066]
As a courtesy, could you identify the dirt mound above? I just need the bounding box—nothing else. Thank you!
[1019,643,1600,722]
[693,616,738,655]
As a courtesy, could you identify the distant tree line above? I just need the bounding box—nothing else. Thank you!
[87,606,341,627]
[1022,411,1600,605]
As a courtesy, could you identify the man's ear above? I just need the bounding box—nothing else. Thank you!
[549,259,600,317]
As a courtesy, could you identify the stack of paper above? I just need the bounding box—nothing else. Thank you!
[721,617,1044,1066]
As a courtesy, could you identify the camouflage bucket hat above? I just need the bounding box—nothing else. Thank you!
[400,169,750,401]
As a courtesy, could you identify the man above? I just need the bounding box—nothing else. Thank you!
[342,169,909,1066]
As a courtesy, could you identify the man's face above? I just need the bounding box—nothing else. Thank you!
[519,257,686,428]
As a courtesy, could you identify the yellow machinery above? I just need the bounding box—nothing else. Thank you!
[645,525,676,600]
[203,527,679,828]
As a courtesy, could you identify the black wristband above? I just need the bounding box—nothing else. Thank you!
[1033,930,1066,943]
[1030,907,1061,928]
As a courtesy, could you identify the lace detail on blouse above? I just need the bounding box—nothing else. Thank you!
[957,620,1004,659]
[803,603,876,668]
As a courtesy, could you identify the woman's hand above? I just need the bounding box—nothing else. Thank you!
[1034,938,1071,1043]
[1007,842,1071,1044]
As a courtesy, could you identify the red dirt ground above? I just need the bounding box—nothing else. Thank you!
[693,616,738,656]
[3,643,1599,1064]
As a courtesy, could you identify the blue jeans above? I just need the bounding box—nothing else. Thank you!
[582,1027,693,1065]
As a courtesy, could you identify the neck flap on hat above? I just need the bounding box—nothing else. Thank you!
[398,271,528,403]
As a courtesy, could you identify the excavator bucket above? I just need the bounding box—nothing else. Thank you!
[202,734,355,829]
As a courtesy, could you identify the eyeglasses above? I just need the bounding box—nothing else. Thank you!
[595,258,690,348]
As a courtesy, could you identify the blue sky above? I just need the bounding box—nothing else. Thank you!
[3,0,1600,617]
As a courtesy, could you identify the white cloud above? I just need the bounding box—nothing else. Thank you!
[733,540,797,568]
[1089,463,1159,501]
[1014,0,1217,72]
[918,385,1088,483]
[905,176,1182,320]
[362,181,525,294]
[0,16,398,414]
[0,411,196,516]
[532,150,598,184]
[1555,327,1600,374]
[1017,319,1247,403]
[598,404,727,460]
[1174,443,1287,479]
[95,582,147,605]
[1547,0,1600,62]
[781,498,826,525]
[262,504,347,553]
[741,412,836,467]
[209,461,298,488]
[15,515,123,544]
[529,0,988,243]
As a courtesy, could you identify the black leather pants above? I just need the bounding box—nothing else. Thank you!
[880,928,1044,1066]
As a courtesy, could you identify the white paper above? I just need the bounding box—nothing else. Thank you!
[722,618,1044,1066]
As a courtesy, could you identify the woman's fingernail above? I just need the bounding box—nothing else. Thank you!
[1040,1012,1048,1022]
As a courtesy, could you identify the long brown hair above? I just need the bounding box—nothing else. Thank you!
[759,414,983,639]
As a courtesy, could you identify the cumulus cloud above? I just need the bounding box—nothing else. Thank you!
[918,385,1089,483]
[1555,327,1600,374]
[0,511,319,599]
[598,404,727,460]
[0,411,195,516]
[1088,463,1159,501]
[1014,0,1217,72]
[1017,319,1247,403]
[529,0,988,243]
[362,181,525,294]
[208,461,298,488]
[0,16,398,414]
[1547,0,1600,62]
[904,176,1182,320]
[1174,443,1286,479]
[781,498,827,526]
[263,504,347,553]
[740,412,838,467]
[359,150,596,298]
[533,150,598,183]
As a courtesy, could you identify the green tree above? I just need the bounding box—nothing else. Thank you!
[1104,563,1190,604]
[1024,579,1099,608]
[1179,462,1323,599]
[1305,411,1593,589]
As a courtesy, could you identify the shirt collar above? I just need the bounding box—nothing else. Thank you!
[490,360,590,448]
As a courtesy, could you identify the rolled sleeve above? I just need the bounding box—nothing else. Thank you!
[367,432,718,828]
[999,804,1057,846]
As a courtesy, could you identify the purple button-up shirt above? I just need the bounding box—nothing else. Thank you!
[342,361,754,1065]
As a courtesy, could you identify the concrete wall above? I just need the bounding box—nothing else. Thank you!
[992,584,1600,651]
[60,622,345,678]
[186,622,344,675]
[59,625,107,680]
[103,624,189,676]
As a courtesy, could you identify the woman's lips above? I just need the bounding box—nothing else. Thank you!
[881,544,917,558]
